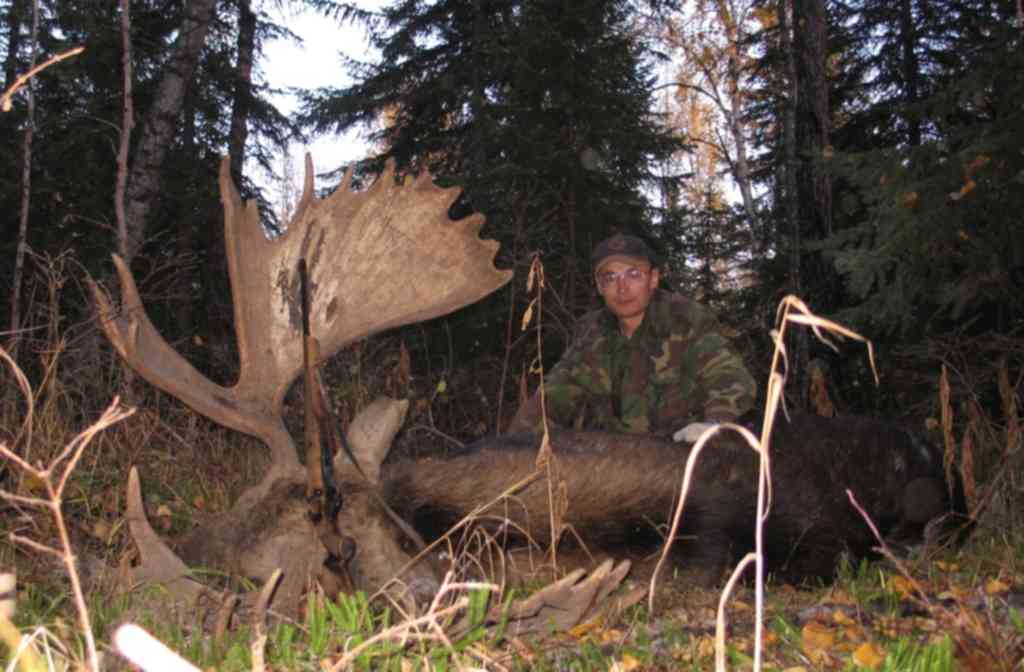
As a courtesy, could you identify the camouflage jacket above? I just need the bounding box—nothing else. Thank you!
[510,290,757,437]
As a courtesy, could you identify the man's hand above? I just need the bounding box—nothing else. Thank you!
[672,421,718,443]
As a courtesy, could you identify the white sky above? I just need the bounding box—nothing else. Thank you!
[257,2,383,192]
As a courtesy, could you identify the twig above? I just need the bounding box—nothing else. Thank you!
[1,47,85,112]
[1,350,135,672]
[846,489,932,606]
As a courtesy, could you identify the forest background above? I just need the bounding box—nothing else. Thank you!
[0,0,1023,664]
[4,0,1020,457]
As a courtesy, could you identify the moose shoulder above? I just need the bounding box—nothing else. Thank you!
[334,403,964,599]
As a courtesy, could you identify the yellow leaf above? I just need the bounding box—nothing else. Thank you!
[843,624,867,642]
[985,579,1009,595]
[832,609,856,625]
[935,560,959,572]
[156,504,172,518]
[569,620,600,638]
[600,628,625,643]
[618,653,642,671]
[18,473,47,495]
[890,575,915,598]
[732,599,751,611]
[801,621,835,661]
[852,641,886,669]
[436,379,447,394]
[696,635,716,658]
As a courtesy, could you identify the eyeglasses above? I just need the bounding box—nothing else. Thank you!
[595,267,649,289]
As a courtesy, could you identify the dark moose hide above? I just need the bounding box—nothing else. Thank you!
[338,413,965,591]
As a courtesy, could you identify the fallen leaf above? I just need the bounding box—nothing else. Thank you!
[801,621,835,664]
[618,653,642,671]
[696,635,715,659]
[843,624,867,642]
[890,575,915,598]
[935,560,959,572]
[852,641,886,669]
[984,579,1009,595]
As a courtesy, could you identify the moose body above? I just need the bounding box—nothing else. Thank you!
[335,410,961,599]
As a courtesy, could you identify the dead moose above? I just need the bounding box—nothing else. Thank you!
[92,157,963,625]
[327,398,962,605]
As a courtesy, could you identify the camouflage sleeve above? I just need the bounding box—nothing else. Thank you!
[507,316,604,433]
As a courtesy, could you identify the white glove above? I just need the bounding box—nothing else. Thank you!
[672,421,718,443]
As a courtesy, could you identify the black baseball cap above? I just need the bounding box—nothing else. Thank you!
[591,234,657,273]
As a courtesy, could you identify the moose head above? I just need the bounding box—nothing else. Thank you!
[91,156,513,613]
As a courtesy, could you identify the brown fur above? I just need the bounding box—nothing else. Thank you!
[334,414,961,591]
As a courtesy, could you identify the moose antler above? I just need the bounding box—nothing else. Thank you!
[91,156,512,487]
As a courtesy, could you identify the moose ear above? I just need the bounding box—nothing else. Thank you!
[337,397,410,482]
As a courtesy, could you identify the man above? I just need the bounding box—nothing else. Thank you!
[509,233,757,441]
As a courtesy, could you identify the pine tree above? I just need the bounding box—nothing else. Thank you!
[300,0,683,427]
[303,0,682,314]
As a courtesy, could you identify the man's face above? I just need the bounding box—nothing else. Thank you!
[595,258,660,324]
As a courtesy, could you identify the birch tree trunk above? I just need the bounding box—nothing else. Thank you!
[122,0,217,264]
[8,0,38,356]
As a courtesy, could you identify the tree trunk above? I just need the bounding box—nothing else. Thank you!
[792,0,833,252]
[778,0,809,404]
[899,0,921,147]
[791,0,835,406]
[227,0,255,184]
[122,0,217,263]
[8,0,38,355]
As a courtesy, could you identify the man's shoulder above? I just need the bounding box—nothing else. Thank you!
[574,307,612,338]
[650,290,719,334]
